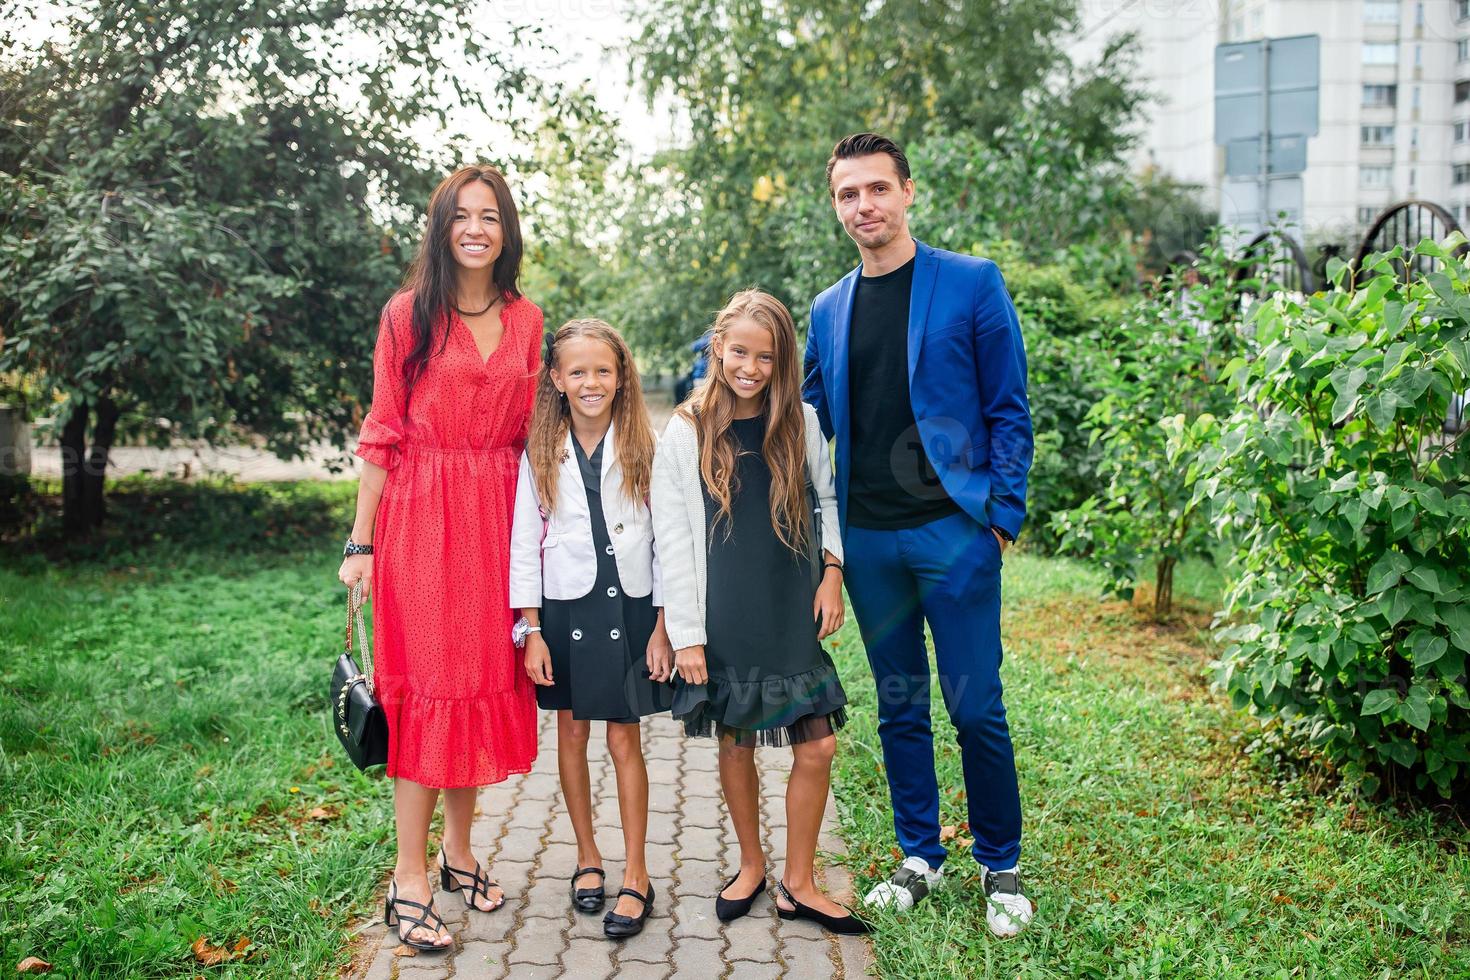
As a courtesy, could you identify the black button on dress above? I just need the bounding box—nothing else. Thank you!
[537,435,672,721]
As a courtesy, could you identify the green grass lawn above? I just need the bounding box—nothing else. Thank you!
[1,483,397,978]
[2,482,1466,977]
[827,553,1470,978]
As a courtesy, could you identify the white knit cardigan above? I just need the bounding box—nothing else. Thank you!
[650,402,843,652]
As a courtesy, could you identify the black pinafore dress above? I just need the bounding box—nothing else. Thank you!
[537,435,672,722]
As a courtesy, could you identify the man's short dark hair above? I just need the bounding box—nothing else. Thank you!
[826,133,911,194]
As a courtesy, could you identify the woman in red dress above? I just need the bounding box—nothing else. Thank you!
[338,165,541,951]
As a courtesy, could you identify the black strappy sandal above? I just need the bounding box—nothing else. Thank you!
[570,865,606,913]
[384,878,452,952]
[774,880,872,935]
[438,848,504,913]
[603,881,655,938]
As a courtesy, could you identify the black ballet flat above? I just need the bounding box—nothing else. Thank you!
[570,866,606,913]
[773,880,872,935]
[715,870,769,922]
[603,881,655,939]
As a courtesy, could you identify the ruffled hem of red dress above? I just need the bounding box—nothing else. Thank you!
[382,685,538,789]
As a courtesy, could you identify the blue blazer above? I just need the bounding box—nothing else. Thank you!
[802,240,1033,540]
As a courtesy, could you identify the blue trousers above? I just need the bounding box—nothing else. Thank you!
[843,510,1022,870]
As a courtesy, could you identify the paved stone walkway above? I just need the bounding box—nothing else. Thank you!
[351,710,871,979]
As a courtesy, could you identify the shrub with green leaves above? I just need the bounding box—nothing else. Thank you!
[1197,243,1470,797]
[1050,237,1255,615]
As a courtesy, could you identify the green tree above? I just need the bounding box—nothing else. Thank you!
[611,0,1146,358]
[1051,237,1256,616]
[0,0,557,536]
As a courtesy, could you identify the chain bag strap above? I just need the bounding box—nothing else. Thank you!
[345,580,374,694]
[330,580,389,770]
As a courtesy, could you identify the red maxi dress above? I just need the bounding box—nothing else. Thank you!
[354,289,542,788]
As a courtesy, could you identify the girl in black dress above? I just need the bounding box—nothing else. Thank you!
[509,319,672,939]
[651,290,869,934]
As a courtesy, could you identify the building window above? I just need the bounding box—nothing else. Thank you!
[1457,120,1470,142]
[1363,166,1394,188]
[1364,43,1398,65]
[1362,125,1396,146]
[1414,86,1422,108]
[1461,0,1470,21]
[1363,84,1398,107]
[1359,207,1380,225]
[1460,38,1470,62]
[1454,164,1470,185]
[1412,127,1420,147]
[1458,81,1470,103]
[1364,0,1398,23]
[1410,168,1417,189]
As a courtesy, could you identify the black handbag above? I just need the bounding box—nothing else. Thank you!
[330,581,388,770]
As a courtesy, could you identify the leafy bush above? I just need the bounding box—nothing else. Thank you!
[3,476,354,564]
[1050,238,1255,614]
[999,257,1125,550]
[1197,243,1470,797]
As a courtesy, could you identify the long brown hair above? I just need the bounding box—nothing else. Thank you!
[678,290,809,555]
[396,164,523,399]
[527,319,655,514]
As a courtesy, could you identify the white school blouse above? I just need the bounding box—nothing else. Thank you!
[508,421,662,610]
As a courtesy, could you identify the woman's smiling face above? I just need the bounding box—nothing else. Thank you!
[449,179,503,272]
[715,317,774,406]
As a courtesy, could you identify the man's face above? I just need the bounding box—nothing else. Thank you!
[830,153,914,251]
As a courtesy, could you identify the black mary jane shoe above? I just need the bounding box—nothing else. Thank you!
[438,848,504,913]
[570,866,607,914]
[603,881,655,939]
[715,870,769,922]
[773,880,873,936]
[384,878,452,952]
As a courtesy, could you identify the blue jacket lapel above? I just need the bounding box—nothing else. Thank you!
[830,265,861,450]
[907,240,939,388]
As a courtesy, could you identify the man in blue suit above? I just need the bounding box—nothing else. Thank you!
[803,133,1033,937]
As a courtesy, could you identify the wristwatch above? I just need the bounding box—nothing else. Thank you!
[512,616,542,649]
[343,539,374,557]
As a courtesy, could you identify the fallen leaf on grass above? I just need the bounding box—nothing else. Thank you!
[940,824,958,842]
[392,946,418,958]
[307,805,339,822]
[956,836,975,849]
[17,957,52,974]
[1271,894,1295,905]
[191,936,251,966]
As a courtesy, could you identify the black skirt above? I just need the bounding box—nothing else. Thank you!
[536,435,673,722]
[673,414,847,747]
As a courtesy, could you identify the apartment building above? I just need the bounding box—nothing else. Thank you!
[1070,0,1470,238]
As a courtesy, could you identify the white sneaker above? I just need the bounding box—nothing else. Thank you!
[863,856,943,911]
[982,866,1033,937]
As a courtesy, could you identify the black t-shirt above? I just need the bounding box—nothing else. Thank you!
[846,257,961,530]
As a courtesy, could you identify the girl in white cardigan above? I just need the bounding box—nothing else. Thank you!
[509,319,673,940]
[651,290,869,935]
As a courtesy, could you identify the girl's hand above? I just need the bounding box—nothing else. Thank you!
[646,620,675,683]
[674,645,707,685]
[813,568,845,640]
[524,633,555,686]
[338,554,374,599]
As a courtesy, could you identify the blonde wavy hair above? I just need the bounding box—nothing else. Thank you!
[677,289,809,556]
[527,319,655,514]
